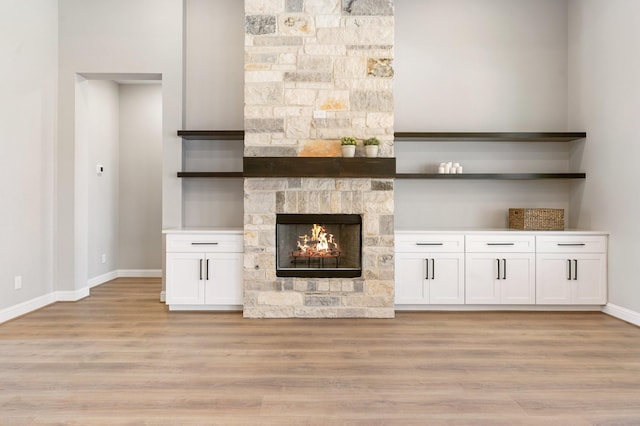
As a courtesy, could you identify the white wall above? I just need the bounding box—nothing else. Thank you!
[0,1,57,312]
[87,80,120,279]
[185,0,244,129]
[182,0,244,227]
[395,0,568,131]
[394,0,572,229]
[568,0,640,313]
[118,84,163,270]
[57,0,182,294]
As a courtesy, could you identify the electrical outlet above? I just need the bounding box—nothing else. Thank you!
[101,254,106,264]
[14,276,22,290]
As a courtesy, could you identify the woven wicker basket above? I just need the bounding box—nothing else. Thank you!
[508,208,564,230]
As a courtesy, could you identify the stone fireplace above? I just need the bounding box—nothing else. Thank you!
[243,0,395,318]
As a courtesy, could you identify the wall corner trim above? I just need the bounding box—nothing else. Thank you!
[602,303,640,327]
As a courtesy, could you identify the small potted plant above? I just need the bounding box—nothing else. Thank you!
[340,136,357,158]
[363,137,380,158]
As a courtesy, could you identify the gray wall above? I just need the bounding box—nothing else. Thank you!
[185,0,244,129]
[395,0,569,132]
[58,0,182,294]
[85,82,163,281]
[87,80,120,279]
[568,0,640,313]
[118,84,163,270]
[182,0,244,227]
[394,0,572,229]
[0,1,57,312]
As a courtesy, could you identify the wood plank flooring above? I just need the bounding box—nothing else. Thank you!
[1,277,640,425]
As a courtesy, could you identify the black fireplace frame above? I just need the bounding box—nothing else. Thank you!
[276,214,362,278]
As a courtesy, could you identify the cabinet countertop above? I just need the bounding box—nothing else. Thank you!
[163,227,243,235]
[395,229,608,235]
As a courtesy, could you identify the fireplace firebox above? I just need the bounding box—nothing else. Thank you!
[276,214,362,278]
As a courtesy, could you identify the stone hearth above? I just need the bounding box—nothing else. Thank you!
[243,0,395,318]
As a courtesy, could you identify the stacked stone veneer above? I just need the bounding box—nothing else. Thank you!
[243,0,395,318]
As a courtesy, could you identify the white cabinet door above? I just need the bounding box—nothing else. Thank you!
[536,253,607,305]
[428,253,465,304]
[166,252,205,305]
[395,252,464,305]
[573,255,607,304]
[466,253,535,304]
[205,252,243,305]
[465,253,501,304]
[500,254,536,304]
[536,254,572,304]
[395,253,428,304]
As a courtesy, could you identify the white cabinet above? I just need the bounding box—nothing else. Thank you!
[536,236,607,305]
[465,252,536,304]
[465,235,536,304]
[165,230,243,310]
[395,234,465,305]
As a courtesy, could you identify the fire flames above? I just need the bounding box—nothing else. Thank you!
[295,224,340,257]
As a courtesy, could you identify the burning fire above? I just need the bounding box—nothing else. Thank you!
[296,224,340,257]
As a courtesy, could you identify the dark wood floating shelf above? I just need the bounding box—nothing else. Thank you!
[394,132,587,142]
[177,131,587,142]
[177,171,585,180]
[177,172,244,178]
[178,130,244,140]
[244,157,396,178]
[395,173,586,180]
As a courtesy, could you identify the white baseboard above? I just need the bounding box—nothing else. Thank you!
[117,269,162,278]
[1,271,163,324]
[55,287,90,302]
[602,303,640,327]
[0,293,56,324]
[87,269,162,288]
[88,270,118,288]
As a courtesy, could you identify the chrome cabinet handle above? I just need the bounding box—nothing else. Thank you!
[206,259,210,281]
[567,259,572,280]
[192,242,219,245]
[199,259,203,280]
[557,243,585,246]
[416,243,444,246]
[574,259,578,280]
[487,243,515,246]
[495,259,508,279]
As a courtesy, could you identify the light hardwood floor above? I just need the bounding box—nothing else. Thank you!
[1,278,639,425]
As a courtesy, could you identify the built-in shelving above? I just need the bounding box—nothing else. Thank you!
[394,132,587,142]
[394,131,587,180]
[178,130,244,177]
[176,131,587,180]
